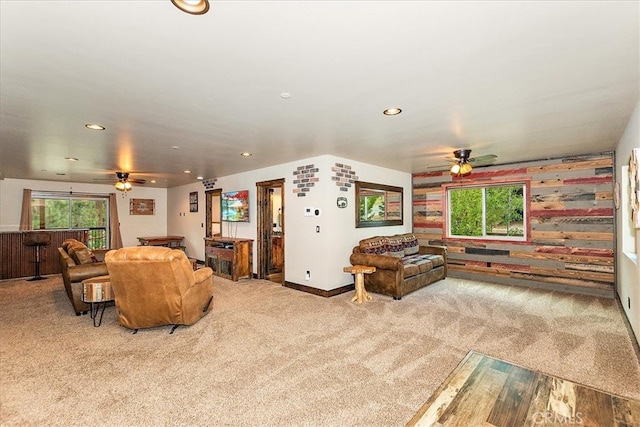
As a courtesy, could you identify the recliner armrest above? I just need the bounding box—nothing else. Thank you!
[193,267,214,284]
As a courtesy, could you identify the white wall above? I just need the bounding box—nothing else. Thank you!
[168,154,411,291]
[0,178,167,248]
[616,100,640,342]
[166,181,206,259]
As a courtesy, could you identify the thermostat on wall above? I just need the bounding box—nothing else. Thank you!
[304,207,314,217]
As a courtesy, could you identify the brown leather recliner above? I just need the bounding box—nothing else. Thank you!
[58,239,110,315]
[105,246,214,332]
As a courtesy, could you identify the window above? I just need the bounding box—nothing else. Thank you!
[447,182,527,241]
[31,192,110,249]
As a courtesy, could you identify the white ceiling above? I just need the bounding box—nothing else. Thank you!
[1,1,638,188]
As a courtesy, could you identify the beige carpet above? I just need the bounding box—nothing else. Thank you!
[1,275,639,427]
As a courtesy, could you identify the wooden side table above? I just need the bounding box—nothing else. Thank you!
[343,265,376,304]
[82,276,113,327]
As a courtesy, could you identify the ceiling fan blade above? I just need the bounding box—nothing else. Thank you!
[469,154,497,166]
[423,163,452,171]
[469,154,497,162]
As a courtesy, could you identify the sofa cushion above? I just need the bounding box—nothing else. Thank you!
[73,248,99,265]
[62,239,78,251]
[359,236,388,255]
[400,234,419,255]
[423,254,445,268]
[403,263,421,278]
[385,235,405,258]
[66,240,97,265]
[402,254,434,276]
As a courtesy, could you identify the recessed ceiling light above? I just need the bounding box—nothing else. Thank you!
[150,180,157,183]
[171,0,209,15]
[197,176,204,180]
[172,146,180,150]
[65,157,79,162]
[184,170,192,174]
[85,123,105,130]
[280,92,292,99]
[240,152,252,157]
[383,108,402,116]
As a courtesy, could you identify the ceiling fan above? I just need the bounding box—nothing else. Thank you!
[94,171,147,192]
[447,149,497,176]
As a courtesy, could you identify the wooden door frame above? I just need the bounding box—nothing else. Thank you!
[256,178,285,283]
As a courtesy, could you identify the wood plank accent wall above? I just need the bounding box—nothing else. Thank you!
[0,230,88,280]
[412,152,615,297]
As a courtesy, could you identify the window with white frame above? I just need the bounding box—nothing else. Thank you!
[447,182,527,241]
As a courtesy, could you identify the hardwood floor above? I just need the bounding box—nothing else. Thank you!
[407,351,640,427]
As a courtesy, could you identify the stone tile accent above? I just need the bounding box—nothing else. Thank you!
[293,164,319,197]
[331,163,358,192]
[202,178,218,190]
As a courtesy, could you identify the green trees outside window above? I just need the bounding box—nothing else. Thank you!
[448,184,525,240]
[31,193,109,249]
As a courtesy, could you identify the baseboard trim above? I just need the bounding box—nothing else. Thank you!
[284,281,354,298]
[615,295,640,367]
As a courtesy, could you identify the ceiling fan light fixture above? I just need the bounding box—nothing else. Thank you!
[450,160,473,177]
[450,148,474,176]
[115,181,132,192]
[172,0,210,15]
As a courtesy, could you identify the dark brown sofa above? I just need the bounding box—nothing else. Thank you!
[349,233,447,300]
[58,239,109,315]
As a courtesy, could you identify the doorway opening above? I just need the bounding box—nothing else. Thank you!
[205,189,222,238]
[256,179,284,284]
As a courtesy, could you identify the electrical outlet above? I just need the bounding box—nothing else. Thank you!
[305,271,310,280]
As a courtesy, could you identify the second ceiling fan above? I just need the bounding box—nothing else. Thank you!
[448,149,497,177]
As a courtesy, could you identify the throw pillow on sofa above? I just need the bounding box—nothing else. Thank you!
[65,240,98,265]
[401,234,419,255]
[359,236,388,255]
[72,248,98,264]
[385,235,405,258]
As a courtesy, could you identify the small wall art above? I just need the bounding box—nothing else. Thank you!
[189,192,198,213]
[130,198,155,215]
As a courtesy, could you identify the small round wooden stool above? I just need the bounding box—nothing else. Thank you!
[343,265,376,304]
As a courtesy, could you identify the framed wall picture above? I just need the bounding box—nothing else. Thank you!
[189,192,198,213]
[130,198,155,215]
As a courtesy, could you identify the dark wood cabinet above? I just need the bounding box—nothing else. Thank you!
[204,237,253,281]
